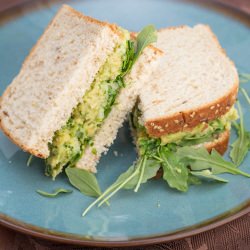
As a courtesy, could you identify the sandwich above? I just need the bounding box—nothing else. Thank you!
[134,24,239,157]
[0,5,162,179]
[82,25,250,216]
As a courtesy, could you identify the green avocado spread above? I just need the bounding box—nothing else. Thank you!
[46,31,131,178]
[132,106,238,153]
[160,107,238,145]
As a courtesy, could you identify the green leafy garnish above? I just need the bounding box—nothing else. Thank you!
[190,170,228,183]
[239,72,250,83]
[65,167,101,198]
[177,147,250,177]
[230,102,250,166]
[133,25,157,62]
[240,88,250,105]
[187,174,202,185]
[27,155,33,167]
[82,157,160,216]
[159,147,189,192]
[37,188,72,197]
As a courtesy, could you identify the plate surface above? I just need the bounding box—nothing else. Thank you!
[0,0,250,246]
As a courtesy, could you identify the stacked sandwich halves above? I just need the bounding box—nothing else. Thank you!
[0,6,238,180]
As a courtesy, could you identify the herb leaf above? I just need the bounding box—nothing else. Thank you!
[239,72,250,84]
[230,102,249,166]
[190,170,228,183]
[159,147,189,192]
[65,167,101,198]
[133,25,157,62]
[82,157,160,216]
[177,147,250,177]
[27,155,33,167]
[188,174,202,185]
[128,158,160,191]
[240,88,250,105]
[37,188,72,197]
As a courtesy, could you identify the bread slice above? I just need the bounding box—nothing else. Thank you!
[139,25,238,137]
[0,5,122,158]
[76,46,163,172]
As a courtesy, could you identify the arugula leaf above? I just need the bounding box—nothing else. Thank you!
[248,133,250,150]
[240,88,250,105]
[159,147,189,192]
[82,157,160,216]
[190,170,228,183]
[177,147,250,177]
[37,188,72,197]
[230,102,249,166]
[103,26,157,120]
[133,25,157,63]
[27,155,33,167]
[82,164,140,216]
[65,167,102,198]
[126,159,160,191]
[187,174,202,185]
[239,72,250,84]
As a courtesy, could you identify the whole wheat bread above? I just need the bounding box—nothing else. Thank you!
[139,25,238,137]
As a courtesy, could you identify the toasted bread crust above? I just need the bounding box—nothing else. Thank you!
[204,129,230,155]
[145,83,238,137]
[154,130,230,179]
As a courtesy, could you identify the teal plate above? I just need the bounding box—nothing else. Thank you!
[0,0,250,247]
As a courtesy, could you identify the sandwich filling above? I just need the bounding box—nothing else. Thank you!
[46,31,133,178]
[132,106,238,155]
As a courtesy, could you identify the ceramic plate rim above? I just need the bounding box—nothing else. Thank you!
[0,0,250,247]
[0,201,250,247]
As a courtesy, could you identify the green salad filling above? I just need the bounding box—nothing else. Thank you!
[46,31,134,178]
[132,106,238,155]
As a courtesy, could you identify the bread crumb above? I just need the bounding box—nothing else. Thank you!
[210,106,215,110]
[190,112,196,118]
[113,151,118,157]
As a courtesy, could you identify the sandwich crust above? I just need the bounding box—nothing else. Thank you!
[145,83,238,137]
[204,129,230,155]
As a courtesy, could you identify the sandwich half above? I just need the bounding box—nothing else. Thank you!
[0,5,162,178]
[133,25,239,158]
